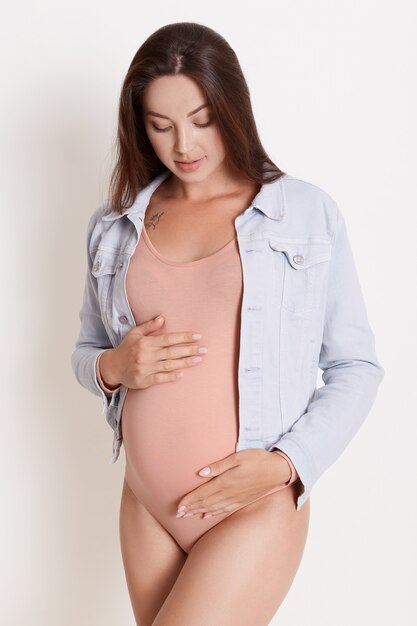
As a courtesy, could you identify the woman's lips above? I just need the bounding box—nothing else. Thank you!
[175,157,205,172]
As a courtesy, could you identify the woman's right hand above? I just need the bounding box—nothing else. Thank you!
[98,315,208,390]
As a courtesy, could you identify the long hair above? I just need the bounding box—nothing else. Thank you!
[108,22,286,214]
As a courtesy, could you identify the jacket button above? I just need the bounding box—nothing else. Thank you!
[118,261,123,269]
[93,261,100,271]
[293,254,304,264]
[119,315,129,324]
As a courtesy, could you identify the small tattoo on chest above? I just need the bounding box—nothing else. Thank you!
[144,211,165,230]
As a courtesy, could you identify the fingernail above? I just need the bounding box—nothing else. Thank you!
[192,333,202,339]
[203,513,212,518]
[199,467,211,476]
[177,506,186,512]
[176,511,185,518]
[183,512,193,517]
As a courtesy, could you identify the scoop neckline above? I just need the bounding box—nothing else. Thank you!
[141,226,237,267]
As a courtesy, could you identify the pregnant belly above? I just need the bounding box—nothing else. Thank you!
[120,368,239,519]
[119,368,290,555]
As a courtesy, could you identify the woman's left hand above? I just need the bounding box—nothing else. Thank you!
[176,449,292,519]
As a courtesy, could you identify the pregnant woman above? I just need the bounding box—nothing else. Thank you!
[71,22,384,626]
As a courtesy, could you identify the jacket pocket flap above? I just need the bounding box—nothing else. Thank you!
[91,250,119,277]
[268,239,332,269]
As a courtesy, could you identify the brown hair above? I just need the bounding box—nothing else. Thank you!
[108,21,286,214]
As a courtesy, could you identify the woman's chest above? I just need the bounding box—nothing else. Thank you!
[142,200,246,263]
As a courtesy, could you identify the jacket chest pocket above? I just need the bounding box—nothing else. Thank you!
[268,238,332,316]
[91,249,121,315]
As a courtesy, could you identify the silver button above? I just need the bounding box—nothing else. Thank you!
[293,254,304,265]
[93,261,100,271]
[118,261,123,269]
[119,315,129,324]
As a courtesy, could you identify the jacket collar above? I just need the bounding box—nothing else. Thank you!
[101,170,286,222]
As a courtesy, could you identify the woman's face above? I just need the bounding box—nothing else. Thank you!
[142,74,228,182]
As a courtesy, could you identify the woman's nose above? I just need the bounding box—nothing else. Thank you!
[174,125,195,154]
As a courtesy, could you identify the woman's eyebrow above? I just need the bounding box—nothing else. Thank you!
[144,102,211,120]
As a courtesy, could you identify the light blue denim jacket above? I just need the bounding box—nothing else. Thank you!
[70,170,384,510]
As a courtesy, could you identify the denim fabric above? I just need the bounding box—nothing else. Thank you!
[70,170,384,511]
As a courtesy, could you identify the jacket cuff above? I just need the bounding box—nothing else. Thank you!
[267,438,316,511]
[271,449,299,485]
[96,351,122,396]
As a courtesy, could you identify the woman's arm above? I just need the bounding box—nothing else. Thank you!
[267,202,385,510]
[96,350,122,396]
[70,207,121,416]
[271,450,299,485]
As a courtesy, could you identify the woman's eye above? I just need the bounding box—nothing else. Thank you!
[150,120,213,133]
[151,125,170,133]
[195,120,212,128]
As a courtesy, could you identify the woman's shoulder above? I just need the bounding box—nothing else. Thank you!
[281,173,339,209]
[85,202,112,258]
[276,173,341,238]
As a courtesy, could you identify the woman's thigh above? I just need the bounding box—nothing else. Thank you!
[151,481,310,626]
[119,477,188,626]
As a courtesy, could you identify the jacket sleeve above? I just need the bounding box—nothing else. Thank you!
[70,209,121,417]
[268,203,385,511]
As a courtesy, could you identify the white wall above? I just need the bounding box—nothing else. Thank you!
[1,1,415,624]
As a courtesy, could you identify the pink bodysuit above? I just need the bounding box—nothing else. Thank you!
[96,225,299,554]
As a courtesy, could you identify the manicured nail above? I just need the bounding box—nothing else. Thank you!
[192,333,202,339]
[176,511,185,518]
[177,506,186,512]
[183,512,193,517]
[199,467,211,476]
[203,513,212,519]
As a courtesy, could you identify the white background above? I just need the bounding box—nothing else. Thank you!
[1,1,416,624]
